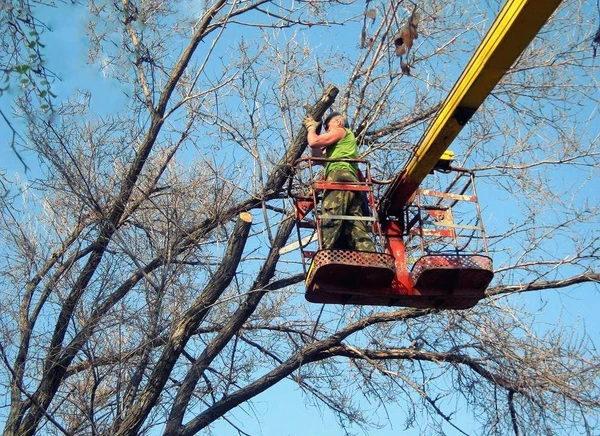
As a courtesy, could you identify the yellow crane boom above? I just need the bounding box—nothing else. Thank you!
[380,0,564,217]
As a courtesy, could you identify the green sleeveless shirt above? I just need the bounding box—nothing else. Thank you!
[325,128,358,177]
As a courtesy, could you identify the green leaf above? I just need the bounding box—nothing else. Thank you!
[15,65,30,74]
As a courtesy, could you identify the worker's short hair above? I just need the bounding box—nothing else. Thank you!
[324,112,348,129]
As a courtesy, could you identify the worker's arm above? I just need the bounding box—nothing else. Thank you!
[306,126,345,148]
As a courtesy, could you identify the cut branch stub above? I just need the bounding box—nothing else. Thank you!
[239,211,252,224]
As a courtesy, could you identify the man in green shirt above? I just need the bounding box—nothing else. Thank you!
[303,112,376,252]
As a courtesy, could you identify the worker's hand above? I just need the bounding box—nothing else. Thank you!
[303,116,321,131]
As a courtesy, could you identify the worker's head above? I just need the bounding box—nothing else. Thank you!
[324,112,348,131]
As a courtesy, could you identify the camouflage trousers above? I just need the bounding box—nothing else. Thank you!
[320,170,376,251]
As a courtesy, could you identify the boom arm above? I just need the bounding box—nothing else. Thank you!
[379,0,563,217]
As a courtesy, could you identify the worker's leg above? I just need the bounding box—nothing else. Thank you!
[320,170,354,250]
[321,189,349,249]
[344,191,376,252]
